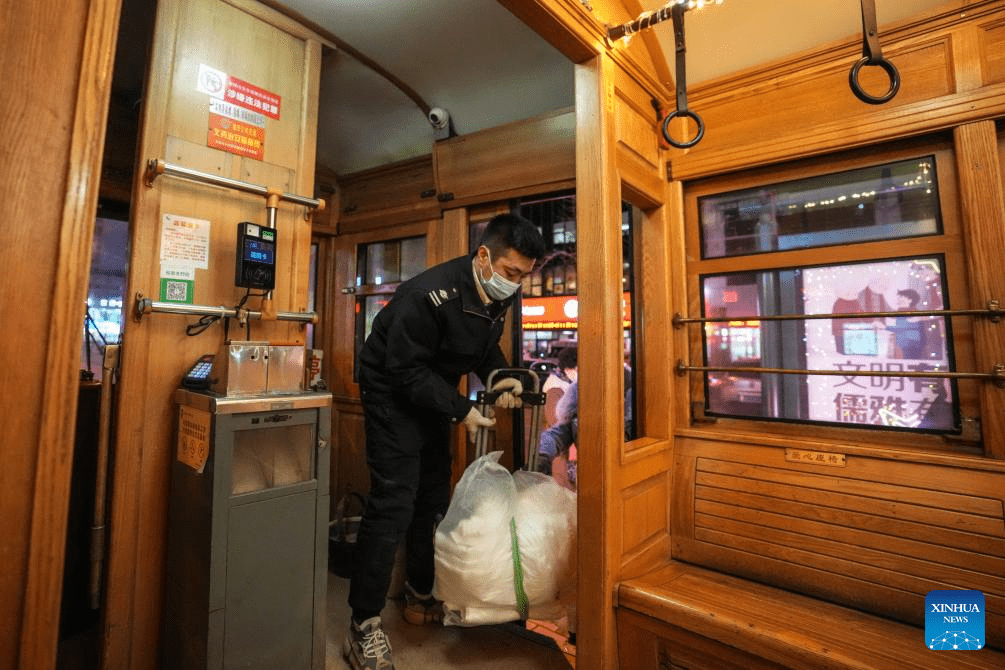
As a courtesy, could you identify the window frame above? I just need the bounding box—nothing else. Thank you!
[351,234,427,382]
[681,135,982,452]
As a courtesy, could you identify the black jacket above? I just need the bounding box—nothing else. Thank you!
[358,255,514,421]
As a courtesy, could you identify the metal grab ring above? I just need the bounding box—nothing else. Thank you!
[849,56,900,105]
[661,108,705,149]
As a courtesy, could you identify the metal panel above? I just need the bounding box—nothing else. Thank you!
[211,342,270,396]
[223,492,317,670]
[268,345,307,394]
[175,388,332,414]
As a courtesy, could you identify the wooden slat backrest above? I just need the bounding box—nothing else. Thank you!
[672,437,1005,649]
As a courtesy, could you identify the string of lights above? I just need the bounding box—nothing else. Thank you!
[606,0,724,45]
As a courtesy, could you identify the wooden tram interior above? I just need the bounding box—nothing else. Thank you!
[5,0,1005,669]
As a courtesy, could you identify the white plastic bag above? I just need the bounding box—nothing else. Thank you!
[433,452,576,626]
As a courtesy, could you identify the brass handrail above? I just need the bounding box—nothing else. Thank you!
[143,158,324,210]
[607,1,680,42]
[675,361,1005,388]
[134,294,317,325]
[672,300,1001,328]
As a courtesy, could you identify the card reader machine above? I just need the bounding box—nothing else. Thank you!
[182,354,215,390]
[235,222,276,290]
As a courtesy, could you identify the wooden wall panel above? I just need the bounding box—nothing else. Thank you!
[328,239,357,398]
[336,155,439,234]
[333,402,367,503]
[672,436,1005,646]
[617,608,788,670]
[614,69,661,171]
[104,0,323,667]
[620,471,670,565]
[434,108,575,207]
[954,121,1005,459]
[670,1,1005,181]
[981,18,1005,85]
[674,38,954,180]
[1,0,121,667]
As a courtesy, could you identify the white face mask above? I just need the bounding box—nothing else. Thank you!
[479,248,521,301]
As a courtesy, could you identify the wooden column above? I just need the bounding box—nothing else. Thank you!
[953,120,1005,459]
[0,0,121,667]
[435,208,472,485]
[575,53,624,670]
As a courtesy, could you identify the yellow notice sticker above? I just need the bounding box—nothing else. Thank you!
[178,405,211,473]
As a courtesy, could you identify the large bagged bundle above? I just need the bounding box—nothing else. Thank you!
[433,452,577,626]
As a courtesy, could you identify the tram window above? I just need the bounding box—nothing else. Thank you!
[699,157,941,259]
[516,195,639,441]
[622,203,640,441]
[686,143,975,439]
[701,257,959,432]
[356,236,425,288]
[516,193,578,382]
[81,215,129,380]
[352,236,426,381]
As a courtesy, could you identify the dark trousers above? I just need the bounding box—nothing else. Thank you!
[347,391,452,621]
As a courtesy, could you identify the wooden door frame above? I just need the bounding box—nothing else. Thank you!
[8,0,123,668]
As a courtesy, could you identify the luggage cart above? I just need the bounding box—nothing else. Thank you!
[473,368,546,471]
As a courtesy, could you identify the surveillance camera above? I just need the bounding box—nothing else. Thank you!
[428,107,449,129]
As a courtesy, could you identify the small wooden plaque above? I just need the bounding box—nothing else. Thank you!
[784,448,846,467]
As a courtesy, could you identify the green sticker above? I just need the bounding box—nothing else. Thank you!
[262,229,275,241]
[160,277,194,304]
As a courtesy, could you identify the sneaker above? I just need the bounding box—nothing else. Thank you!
[402,582,444,625]
[343,616,394,670]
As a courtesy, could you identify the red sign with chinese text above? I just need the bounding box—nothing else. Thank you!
[207,114,265,160]
[225,76,281,119]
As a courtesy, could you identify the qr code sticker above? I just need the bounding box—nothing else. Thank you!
[166,281,188,302]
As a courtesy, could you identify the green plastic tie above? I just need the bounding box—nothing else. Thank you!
[509,517,530,620]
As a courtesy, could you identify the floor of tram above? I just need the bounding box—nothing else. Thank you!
[325,573,576,670]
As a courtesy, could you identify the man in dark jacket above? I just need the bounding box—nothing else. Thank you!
[343,214,545,670]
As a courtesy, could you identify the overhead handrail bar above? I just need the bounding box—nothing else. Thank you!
[605,1,707,149]
[606,1,677,42]
[676,361,1005,388]
[134,294,317,325]
[143,158,324,211]
[672,300,1002,329]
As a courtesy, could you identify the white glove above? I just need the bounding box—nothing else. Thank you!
[491,377,524,408]
[462,406,495,441]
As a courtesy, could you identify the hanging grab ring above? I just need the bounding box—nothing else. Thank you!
[850,0,900,105]
[661,2,705,150]
[849,56,901,105]
[662,109,705,149]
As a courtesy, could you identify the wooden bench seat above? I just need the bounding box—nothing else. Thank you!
[615,436,1005,669]
[618,561,1005,669]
